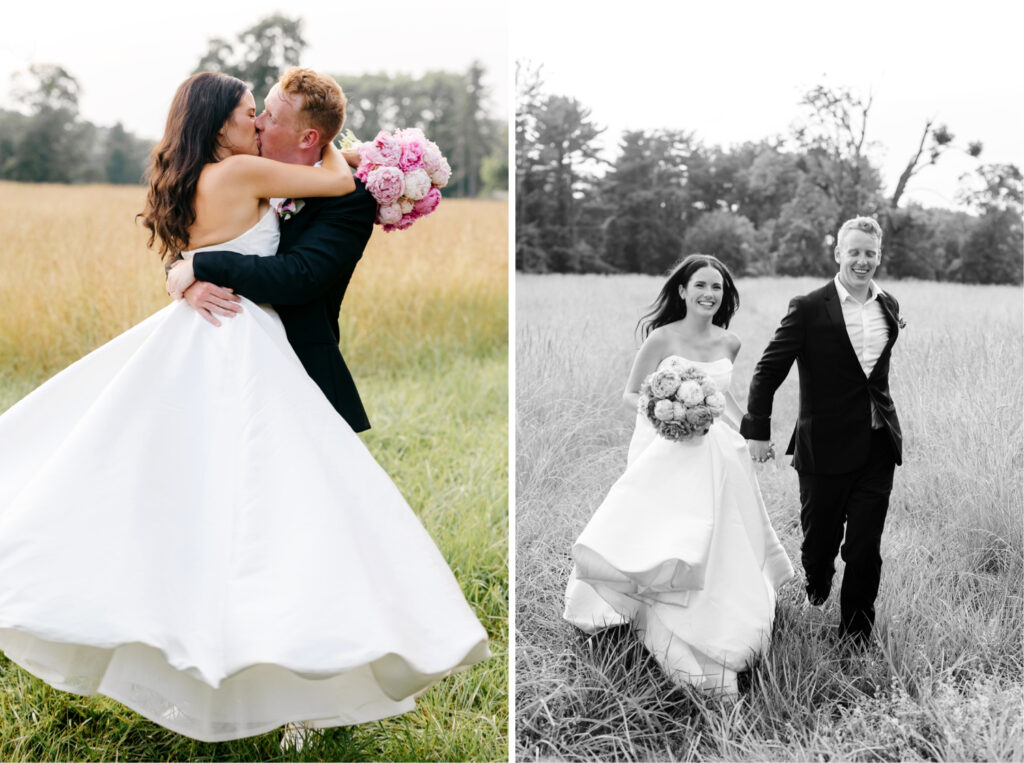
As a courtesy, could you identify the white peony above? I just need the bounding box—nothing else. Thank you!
[428,157,452,188]
[403,168,432,200]
[677,381,705,406]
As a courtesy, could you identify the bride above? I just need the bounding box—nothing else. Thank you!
[0,71,489,742]
[563,254,793,694]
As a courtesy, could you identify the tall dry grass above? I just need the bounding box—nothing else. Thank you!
[0,181,508,762]
[0,181,507,387]
[516,273,1023,761]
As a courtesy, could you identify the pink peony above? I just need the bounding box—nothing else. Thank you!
[397,213,419,229]
[377,202,403,226]
[366,166,405,206]
[413,187,441,217]
[396,126,427,144]
[398,140,425,172]
[403,168,432,200]
[372,131,402,166]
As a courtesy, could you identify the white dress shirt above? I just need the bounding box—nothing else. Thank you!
[834,276,890,428]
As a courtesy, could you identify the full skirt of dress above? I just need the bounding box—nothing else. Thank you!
[563,415,793,694]
[0,299,490,741]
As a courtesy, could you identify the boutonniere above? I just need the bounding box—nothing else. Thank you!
[275,198,305,220]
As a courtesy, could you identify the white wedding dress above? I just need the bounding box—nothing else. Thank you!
[0,209,490,742]
[563,356,793,694]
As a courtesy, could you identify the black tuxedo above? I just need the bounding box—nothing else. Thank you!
[740,279,903,643]
[192,180,377,432]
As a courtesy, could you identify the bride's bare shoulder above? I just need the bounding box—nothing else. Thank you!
[712,326,742,359]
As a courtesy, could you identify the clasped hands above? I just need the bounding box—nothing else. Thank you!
[747,440,775,464]
[166,259,242,327]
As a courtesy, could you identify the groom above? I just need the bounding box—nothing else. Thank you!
[174,67,377,432]
[741,216,903,646]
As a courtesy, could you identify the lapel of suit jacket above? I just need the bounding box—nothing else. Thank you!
[277,197,321,251]
[868,291,900,381]
[822,279,865,374]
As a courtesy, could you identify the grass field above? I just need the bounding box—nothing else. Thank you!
[0,181,509,762]
[516,273,1023,762]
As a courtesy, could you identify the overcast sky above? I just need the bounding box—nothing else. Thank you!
[514,0,1022,211]
[0,0,508,140]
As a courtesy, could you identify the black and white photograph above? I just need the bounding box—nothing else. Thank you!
[515,2,1022,760]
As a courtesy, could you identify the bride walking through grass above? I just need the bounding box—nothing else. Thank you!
[563,254,794,694]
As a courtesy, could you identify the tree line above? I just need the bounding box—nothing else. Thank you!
[0,15,507,198]
[516,63,1022,285]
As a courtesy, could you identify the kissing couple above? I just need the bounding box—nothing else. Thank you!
[0,67,489,743]
[565,216,903,694]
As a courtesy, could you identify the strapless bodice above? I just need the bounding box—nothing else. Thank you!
[656,355,733,393]
[181,208,280,261]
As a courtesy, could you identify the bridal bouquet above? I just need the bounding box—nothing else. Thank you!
[344,128,452,232]
[638,362,726,441]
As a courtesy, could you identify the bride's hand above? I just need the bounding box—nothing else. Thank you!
[341,148,361,168]
[167,259,196,300]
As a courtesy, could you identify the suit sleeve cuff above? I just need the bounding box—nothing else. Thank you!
[740,415,770,441]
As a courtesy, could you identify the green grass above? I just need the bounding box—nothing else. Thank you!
[0,352,508,762]
[516,274,1023,762]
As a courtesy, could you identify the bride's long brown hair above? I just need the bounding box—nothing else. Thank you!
[139,72,247,262]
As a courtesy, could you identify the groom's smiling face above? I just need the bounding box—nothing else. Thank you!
[835,229,881,289]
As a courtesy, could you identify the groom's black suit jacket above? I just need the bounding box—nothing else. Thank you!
[192,179,377,432]
[739,280,903,475]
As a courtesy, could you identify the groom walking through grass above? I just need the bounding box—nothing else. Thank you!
[741,216,904,647]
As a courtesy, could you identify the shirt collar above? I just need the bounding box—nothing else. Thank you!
[834,274,884,304]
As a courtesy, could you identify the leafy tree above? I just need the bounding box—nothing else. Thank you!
[737,143,801,229]
[878,205,937,280]
[480,124,508,196]
[957,163,1023,213]
[102,122,151,184]
[954,162,1023,284]
[958,208,1023,284]
[601,130,693,273]
[8,64,84,183]
[195,14,307,110]
[773,178,842,277]
[793,85,883,218]
[682,209,758,275]
[518,89,605,271]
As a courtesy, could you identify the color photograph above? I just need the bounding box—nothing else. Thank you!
[0,1,508,760]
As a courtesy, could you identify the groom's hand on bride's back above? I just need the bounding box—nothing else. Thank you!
[182,281,242,327]
[164,255,243,326]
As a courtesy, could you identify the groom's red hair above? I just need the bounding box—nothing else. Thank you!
[278,67,347,147]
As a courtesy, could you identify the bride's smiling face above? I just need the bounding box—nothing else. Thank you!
[680,266,724,318]
[218,91,258,157]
